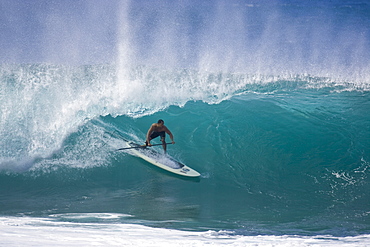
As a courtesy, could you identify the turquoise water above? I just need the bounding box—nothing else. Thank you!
[0,64,369,237]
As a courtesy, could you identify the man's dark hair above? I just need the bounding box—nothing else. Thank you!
[158,119,164,124]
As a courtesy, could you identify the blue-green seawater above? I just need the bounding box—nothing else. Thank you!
[0,64,369,237]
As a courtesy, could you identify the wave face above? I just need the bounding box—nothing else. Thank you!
[1,0,370,239]
[1,64,369,237]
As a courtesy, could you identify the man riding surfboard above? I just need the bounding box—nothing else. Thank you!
[146,119,175,153]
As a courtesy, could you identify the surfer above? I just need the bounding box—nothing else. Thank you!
[146,119,175,153]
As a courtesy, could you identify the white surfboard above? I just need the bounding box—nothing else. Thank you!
[121,141,200,178]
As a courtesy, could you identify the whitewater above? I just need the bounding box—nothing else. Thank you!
[1,0,370,246]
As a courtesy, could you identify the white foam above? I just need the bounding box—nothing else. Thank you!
[0,216,369,247]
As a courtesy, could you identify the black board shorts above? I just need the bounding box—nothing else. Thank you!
[150,131,165,139]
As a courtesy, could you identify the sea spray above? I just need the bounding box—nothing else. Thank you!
[0,64,248,171]
[0,64,116,171]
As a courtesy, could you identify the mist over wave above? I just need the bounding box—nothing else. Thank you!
[1,0,369,170]
[117,0,370,81]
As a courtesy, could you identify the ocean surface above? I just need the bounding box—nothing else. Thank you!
[1,0,370,246]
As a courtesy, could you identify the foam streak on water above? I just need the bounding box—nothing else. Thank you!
[1,216,370,247]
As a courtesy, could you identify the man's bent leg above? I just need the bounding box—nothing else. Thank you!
[161,137,167,153]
